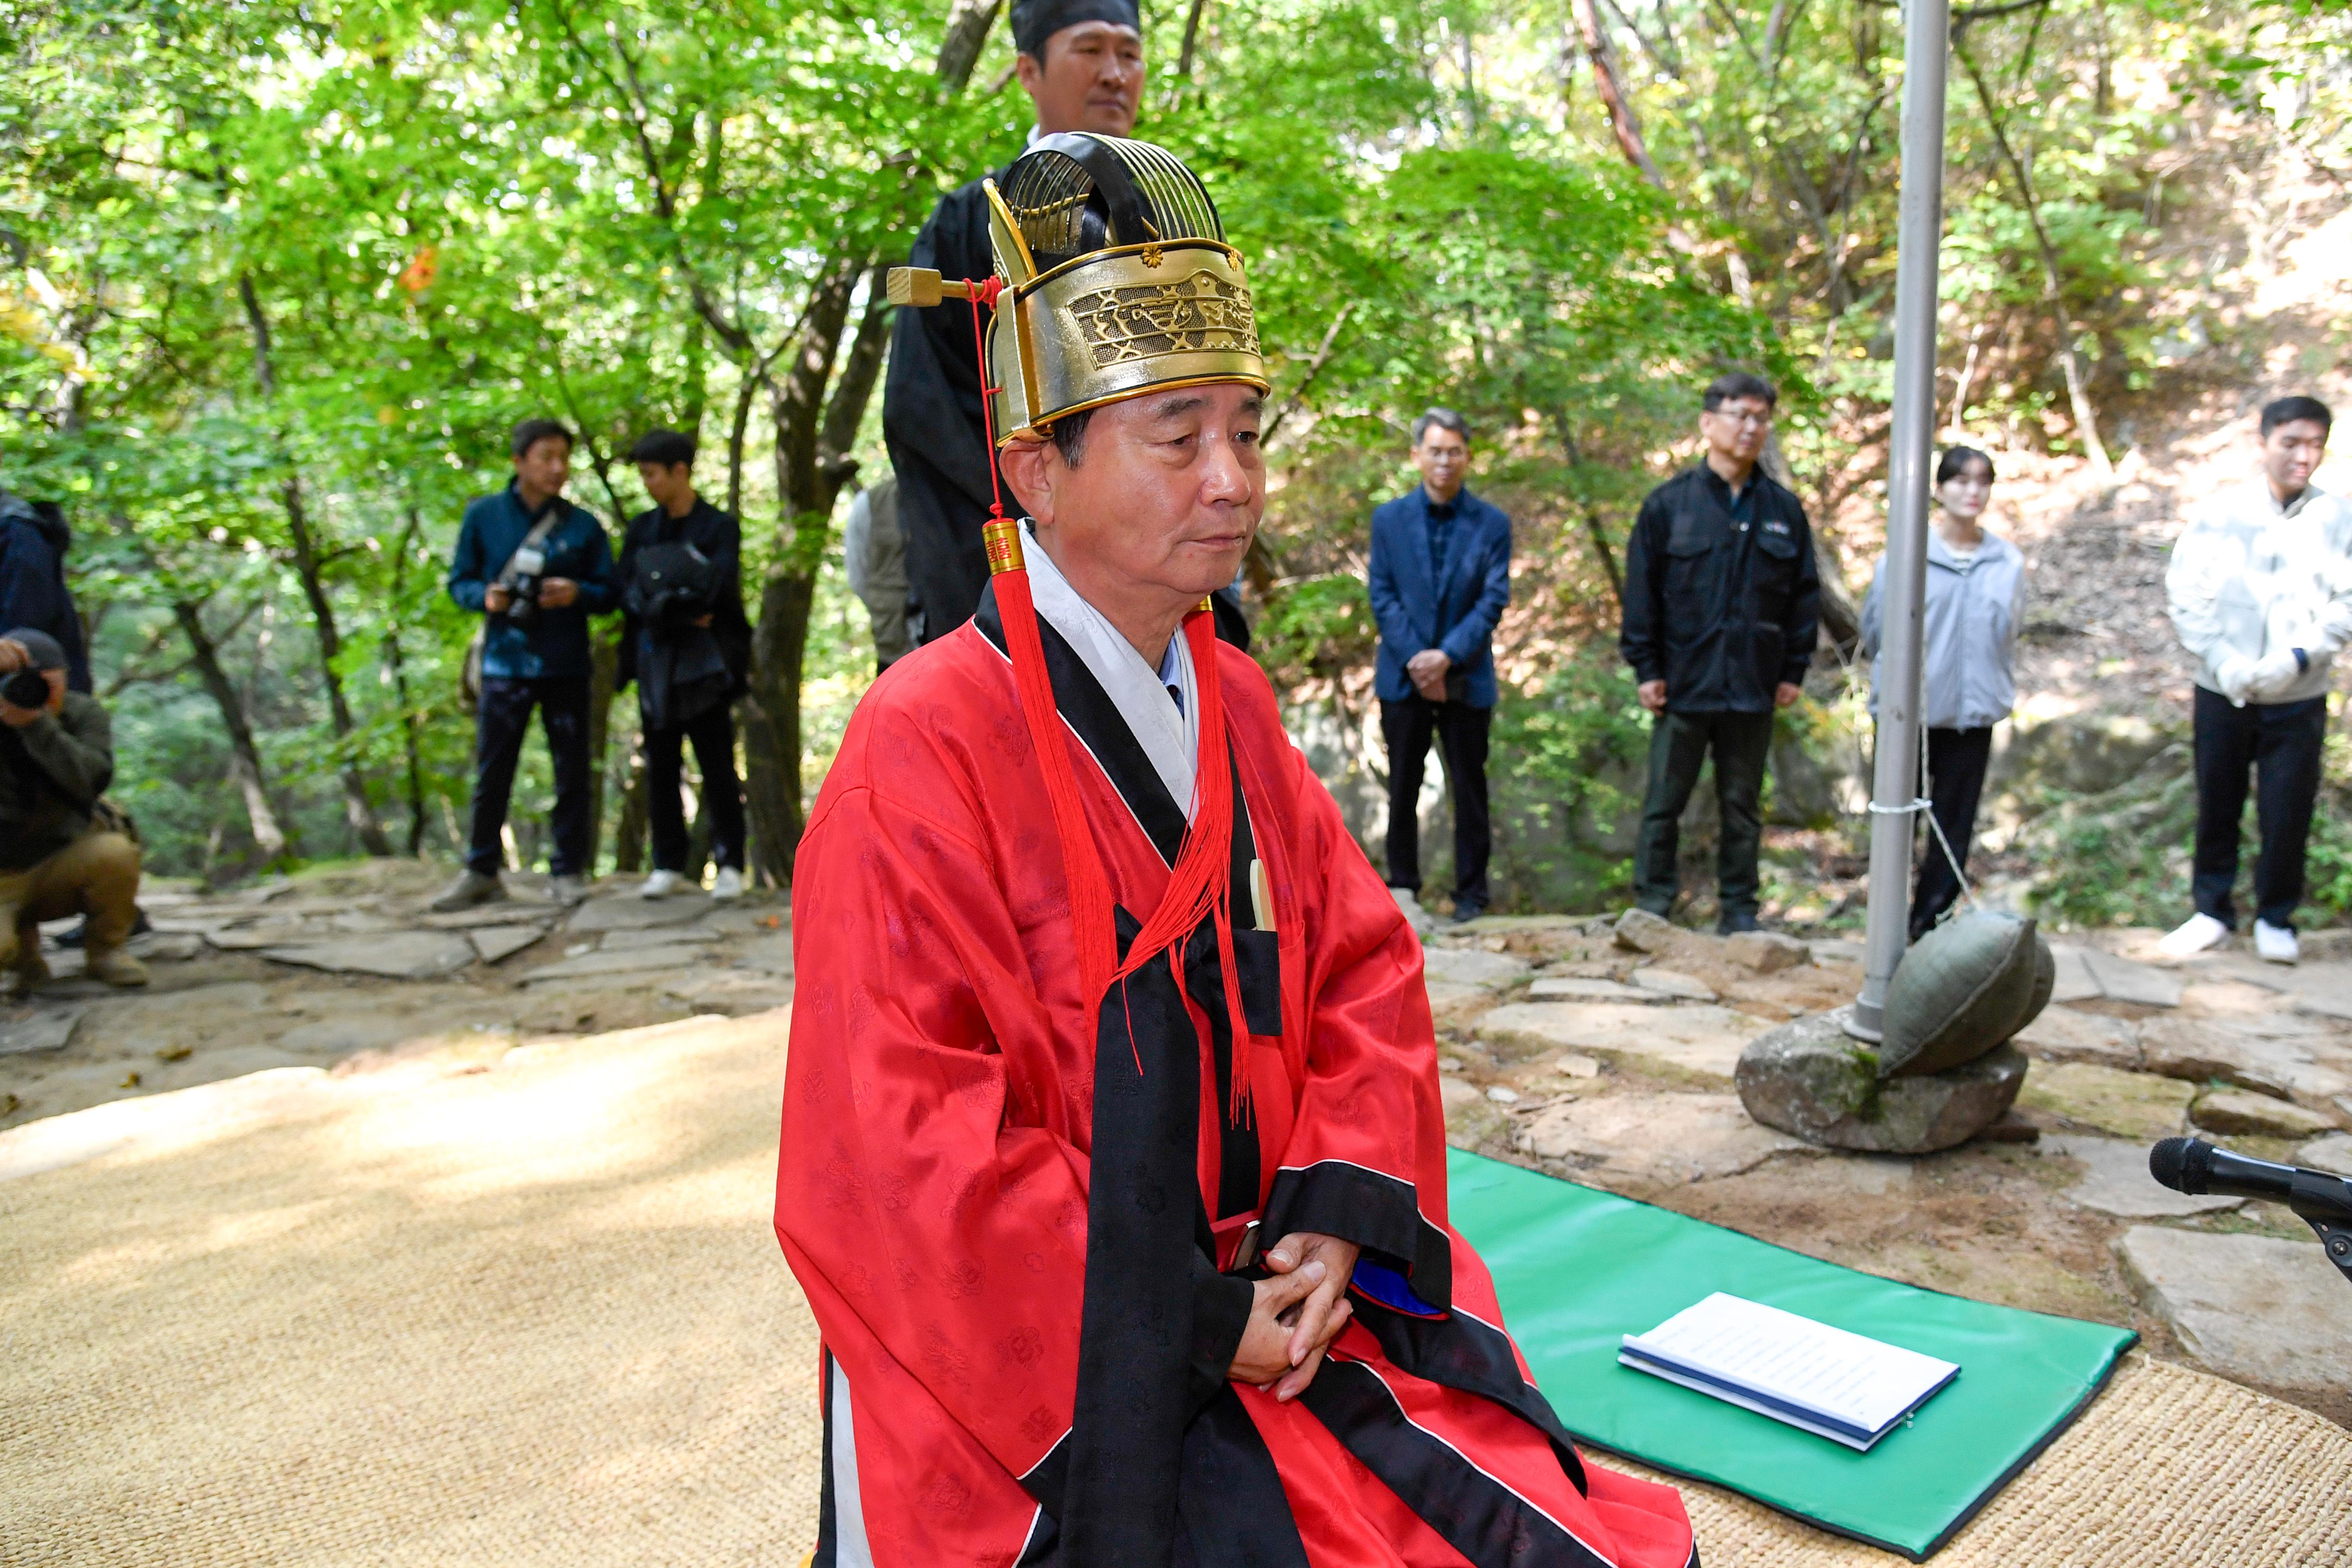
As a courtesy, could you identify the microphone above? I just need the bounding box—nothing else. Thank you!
[2150,1137,2352,1287]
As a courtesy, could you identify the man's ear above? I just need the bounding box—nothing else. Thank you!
[1014,49,1046,104]
[998,437,1058,524]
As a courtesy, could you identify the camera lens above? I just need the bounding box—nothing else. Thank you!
[1,666,48,708]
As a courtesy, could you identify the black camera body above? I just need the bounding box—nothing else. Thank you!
[501,543,547,630]
[0,665,49,709]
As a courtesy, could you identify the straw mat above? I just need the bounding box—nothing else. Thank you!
[3,1011,2347,1565]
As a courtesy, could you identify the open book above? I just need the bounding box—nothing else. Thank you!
[1619,1293,1959,1452]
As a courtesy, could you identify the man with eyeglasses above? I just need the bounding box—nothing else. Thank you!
[1620,372,1820,934]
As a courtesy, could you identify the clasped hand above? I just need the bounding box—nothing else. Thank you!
[1405,648,1451,701]
[1226,1230,1360,1402]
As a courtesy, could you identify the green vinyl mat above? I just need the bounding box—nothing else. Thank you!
[1447,1150,2136,1561]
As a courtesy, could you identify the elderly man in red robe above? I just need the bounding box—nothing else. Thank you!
[777,134,1697,1568]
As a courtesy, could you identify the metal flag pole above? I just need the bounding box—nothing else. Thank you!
[1850,0,1952,1041]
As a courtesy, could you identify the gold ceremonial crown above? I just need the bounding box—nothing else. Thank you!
[889,134,1268,448]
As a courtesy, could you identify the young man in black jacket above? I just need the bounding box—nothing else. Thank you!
[619,430,751,900]
[1619,372,1820,933]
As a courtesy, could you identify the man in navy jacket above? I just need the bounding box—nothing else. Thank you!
[1368,408,1513,924]
[434,418,619,911]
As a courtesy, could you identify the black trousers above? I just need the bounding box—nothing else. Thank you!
[1912,726,1995,940]
[1380,697,1492,908]
[1634,709,1775,918]
[2192,685,2327,930]
[466,675,593,877]
[645,701,747,874]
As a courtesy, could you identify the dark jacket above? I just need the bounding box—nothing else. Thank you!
[0,492,91,694]
[616,497,750,726]
[1367,485,1513,708]
[1621,463,1820,714]
[446,481,618,680]
[0,690,112,871]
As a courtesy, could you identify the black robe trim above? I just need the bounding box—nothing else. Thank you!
[1352,1298,1592,1498]
[1174,1386,1312,1568]
[813,1349,841,1566]
[1262,1159,1455,1312]
[1298,1361,1617,1568]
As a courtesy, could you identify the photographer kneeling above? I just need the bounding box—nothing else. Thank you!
[0,629,145,993]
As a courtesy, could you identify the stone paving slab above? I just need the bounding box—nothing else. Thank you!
[261,932,478,981]
[732,934,793,977]
[598,928,717,952]
[0,1005,85,1056]
[563,896,711,933]
[2294,1132,2352,1176]
[2041,1134,2242,1218]
[2079,947,2185,1007]
[2015,1005,2141,1070]
[1477,1002,1768,1079]
[1629,967,1716,1001]
[2137,1015,2352,1109]
[1420,947,1532,989]
[1513,1091,1811,1184]
[2190,1088,2340,1139]
[419,904,557,931]
[2047,944,2102,1004]
[1526,977,1652,1003]
[2119,1226,2352,1400]
[467,926,547,965]
[522,946,702,983]
[2017,1061,2197,1141]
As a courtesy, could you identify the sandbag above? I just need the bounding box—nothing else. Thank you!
[1880,909,2047,1078]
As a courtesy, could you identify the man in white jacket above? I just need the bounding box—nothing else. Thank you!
[2161,395,2350,964]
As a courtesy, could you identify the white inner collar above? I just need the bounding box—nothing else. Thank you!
[1021,522,1200,816]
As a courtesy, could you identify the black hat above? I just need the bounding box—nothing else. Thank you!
[3,628,66,671]
[1011,0,1140,57]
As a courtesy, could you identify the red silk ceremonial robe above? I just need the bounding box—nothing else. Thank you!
[777,589,1696,1568]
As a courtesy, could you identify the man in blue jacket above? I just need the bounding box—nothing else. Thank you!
[434,419,619,911]
[1368,408,1513,925]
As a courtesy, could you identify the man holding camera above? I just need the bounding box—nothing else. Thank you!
[618,429,750,900]
[0,629,145,993]
[435,419,618,912]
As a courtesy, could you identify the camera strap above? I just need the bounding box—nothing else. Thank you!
[496,503,565,586]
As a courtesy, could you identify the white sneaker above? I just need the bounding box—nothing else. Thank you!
[710,866,746,901]
[1391,887,1434,935]
[639,869,686,900]
[2254,920,2300,965]
[2156,912,2230,959]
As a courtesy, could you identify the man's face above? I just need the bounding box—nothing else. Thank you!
[1413,426,1469,502]
[1700,397,1773,467]
[1009,382,1265,604]
[1017,22,1144,136]
[637,461,694,513]
[513,436,572,500]
[2263,418,2329,499]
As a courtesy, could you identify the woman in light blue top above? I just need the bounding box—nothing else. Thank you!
[1861,447,2028,940]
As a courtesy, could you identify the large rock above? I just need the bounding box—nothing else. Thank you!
[1734,1008,2028,1153]
[2294,1132,2352,1177]
[1725,930,1810,974]
[2138,1015,2352,1110]
[1611,907,1677,954]
[2190,1089,2339,1139]
[2120,1226,2352,1400]
[2014,1005,2142,1070]
[1513,1092,1810,1184]
[2017,1061,2196,1141]
[1629,967,1716,1001]
[2040,1134,2241,1218]
[1477,1002,1765,1079]
[261,931,476,981]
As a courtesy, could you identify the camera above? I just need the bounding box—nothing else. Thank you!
[0,665,48,709]
[501,544,546,629]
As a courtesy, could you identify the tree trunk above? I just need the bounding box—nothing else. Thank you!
[935,0,1004,92]
[387,506,431,855]
[1571,0,1666,187]
[1955,33,2112,478]
[613,741,650,873]
[173,597,291,863]
[240,273,392,854]
[586,621,623,873]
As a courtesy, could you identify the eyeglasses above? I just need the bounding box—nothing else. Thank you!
[1708,410,1772,429]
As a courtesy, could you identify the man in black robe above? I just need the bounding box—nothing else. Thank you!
[885,0,1168,646]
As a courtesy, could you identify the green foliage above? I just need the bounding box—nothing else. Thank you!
[1484,656,1654,914]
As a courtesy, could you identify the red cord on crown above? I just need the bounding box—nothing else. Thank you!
[966,280,1011,523]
